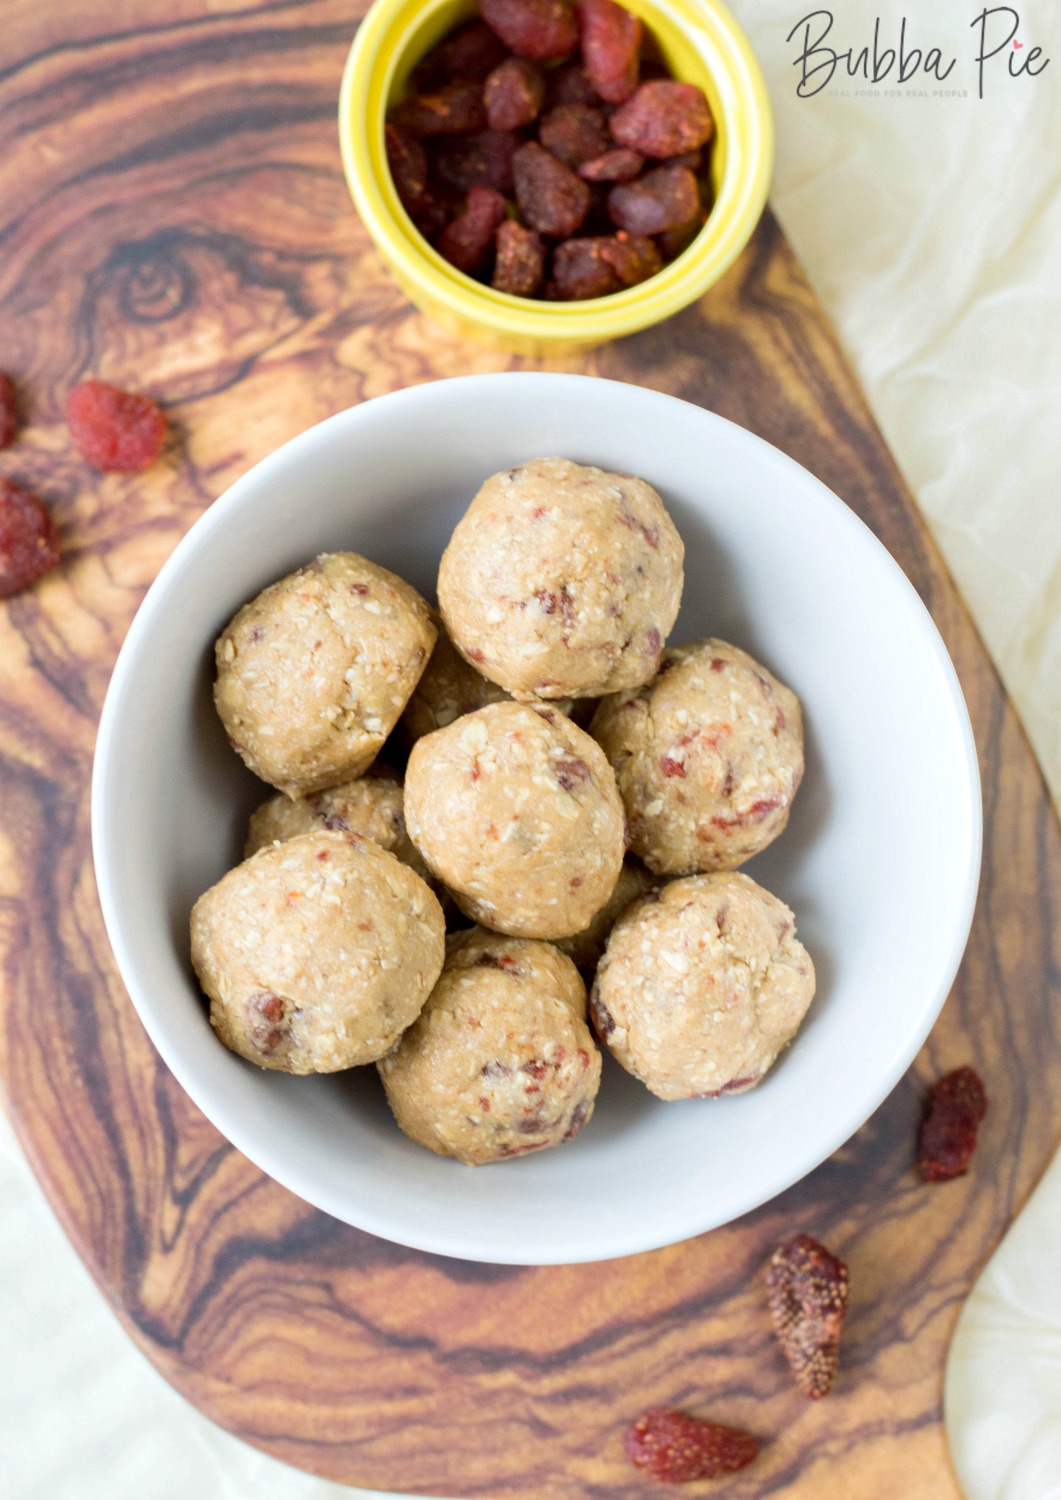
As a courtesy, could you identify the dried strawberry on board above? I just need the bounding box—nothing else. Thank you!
[66,381,167,474]
[765,1233,849,1399]
[0,477,61,599]
[623,1407,758,1482]
[919,1066,988,1182]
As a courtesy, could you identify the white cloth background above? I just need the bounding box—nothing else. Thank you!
[2,1,1059,1496]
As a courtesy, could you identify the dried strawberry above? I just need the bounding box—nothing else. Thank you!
[577,0,641,103]
[438,186,507,274]
[578,146,644,181]
[551,238,620,298]
[434,129,518,192]
[385,123,428,212]
[657,212,704,260]
[0,477,61,598]
[393,80,487,137]
[765,1233,849,1399]
[544,60,599,106]
[66,380,167,473]
[484,57,545,129]
[0,373,19,448]
[666,147,703,170]
[513,141,590,236]
[610,79,714,157]
[412,20,507,87]
[408,187,453,243]
[623,1408,758,1482]
[603,231,661,284]
[492,220,545,295]
[480,0,578,62]
[539,102,609,168]
[608,163,697,234]
[919,1066,988,1182]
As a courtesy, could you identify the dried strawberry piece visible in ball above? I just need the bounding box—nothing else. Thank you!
[513,141,591,235]
[393,79,488,137]
[484,57,545,129]
[608,163,698,234]
[480,0,579,61]
[492,220,545,295]
[609,79,714,158]
[0,477,61,598]
[0,372,19,448]
[66,380,167,473]
[438,186,508,274]
[538,102,609,168]
[576,0,641,104]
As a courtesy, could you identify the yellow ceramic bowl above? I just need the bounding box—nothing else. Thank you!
[339,0,773,350]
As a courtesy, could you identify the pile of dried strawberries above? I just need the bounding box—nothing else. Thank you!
[385,0,715,300]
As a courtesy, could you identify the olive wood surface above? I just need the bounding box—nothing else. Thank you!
[1,3,1058,1496]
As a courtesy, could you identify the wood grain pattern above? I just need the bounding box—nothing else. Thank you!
[1,3,1059,1496]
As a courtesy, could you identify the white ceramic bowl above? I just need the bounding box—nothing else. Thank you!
[92,373,981,1265]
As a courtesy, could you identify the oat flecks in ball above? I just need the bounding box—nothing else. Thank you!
[214,552,436,798]
[405,701,624,939]
[591,638,804,874]
[555,857,655,972]
[244,770,433,885]
[378,927,601,1163]
[438,457,683,700]
[190,831,446,1074]
[591,871,815,1100]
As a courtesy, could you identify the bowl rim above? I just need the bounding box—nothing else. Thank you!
[91,372,983,1264]
[338,0,774,342]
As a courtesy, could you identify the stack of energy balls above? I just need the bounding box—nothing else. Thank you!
[191,458,814,1165]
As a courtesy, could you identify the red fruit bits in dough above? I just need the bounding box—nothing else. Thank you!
[623,1408,758,1482]
[479,0,578,61]
[0,478,61,599]
[608,163,698,234]
[577,0,641,103]
[513,142,590,235]
[919,1065,988,1182]
[609,79,714,157]
[0,372,18,448]
[438,186,507,273]
[492,220,545,295]
[484,57,545,129]
[66,380,167,473]
[538,102,609,168]
[766,1233,849,1399]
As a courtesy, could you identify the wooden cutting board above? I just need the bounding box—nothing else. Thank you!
[2,3,1059,1496]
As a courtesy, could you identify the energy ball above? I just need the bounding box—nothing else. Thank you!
[378,927,601,1164]
[591,638,804,875]
[591,871,815,1100]
[399,615,512,746]
[405,701,625,939]
[555,857,656,972]
[438,458,684,700]
[244,771,433,886]
[190,830,445,1074]
[214,552,436,797]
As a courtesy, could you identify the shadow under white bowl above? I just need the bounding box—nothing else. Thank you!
[91,373,981,1266]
